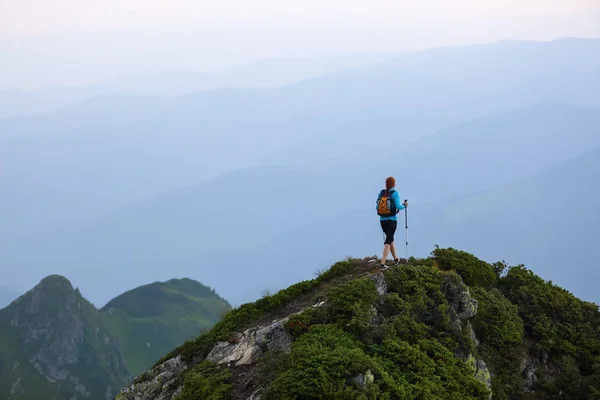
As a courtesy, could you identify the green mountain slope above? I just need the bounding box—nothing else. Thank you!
[0,275,129,400]
[103,278,231,374]
[118,248,600,400]
[0,276,231,400]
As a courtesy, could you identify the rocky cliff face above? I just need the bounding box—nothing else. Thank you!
[0,274,232,400]
[116,259,494,400]
[0,275,129,400]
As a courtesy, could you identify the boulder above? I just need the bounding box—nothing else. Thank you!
[206,318,292,367]
[116,355,186,400]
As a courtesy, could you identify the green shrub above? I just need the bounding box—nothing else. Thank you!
[432,247,497,289]
[263,325,381,400]
[324,276,379,340]
[154,251,600,400]
[471,287,525,399]
[285,307,324,339]
[471,287,523,349]
[175,361,233,400]
[499,265,600,397]
[372,338,490,399]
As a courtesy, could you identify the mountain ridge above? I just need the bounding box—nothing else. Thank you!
[2,37,599,242]
[0,52,400,119]
[116,248,600,399]
[0,274,231,400]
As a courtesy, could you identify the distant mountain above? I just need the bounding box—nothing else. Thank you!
[0,53,399,119]
[0,275,230,400]
[102,278,231,374]
[0,275,128,400]
[3,102,599,307]
[263,37,600,165]
[1,38,599,240]
[0,39,600,238]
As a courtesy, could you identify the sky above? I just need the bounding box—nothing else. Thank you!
[1,0,598,38]
[1,1,599,88]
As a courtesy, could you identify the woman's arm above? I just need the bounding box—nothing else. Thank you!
[394,191,405,211]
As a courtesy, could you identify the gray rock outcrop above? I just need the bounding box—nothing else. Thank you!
[370,272,388,296]
[522,357,538,392]
[207,318,292,366]
[116,356,187,400]
[474,359,492,398]
[353,370,374,388]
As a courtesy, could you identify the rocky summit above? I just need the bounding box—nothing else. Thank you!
[114,248,600,400]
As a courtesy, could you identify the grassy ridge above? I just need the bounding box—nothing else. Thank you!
[104,278,232,375]
[161,248,600,400]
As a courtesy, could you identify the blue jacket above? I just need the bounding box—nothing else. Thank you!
[377,188,404,221]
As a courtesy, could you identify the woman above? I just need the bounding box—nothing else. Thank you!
[376,176,408,270]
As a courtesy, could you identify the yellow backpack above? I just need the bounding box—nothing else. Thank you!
[377,189,397,217]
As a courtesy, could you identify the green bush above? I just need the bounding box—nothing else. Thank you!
[471,287,525,399]
[153,250,600,400]
[471,287,523,349]
[263,325,381,400]
[324,277,380,340]
[432,247,497,289]
[264,324,490,400]
[175,361,233,400]
[499,265,600,397]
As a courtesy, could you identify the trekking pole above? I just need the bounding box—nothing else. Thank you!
[404,199,408,261]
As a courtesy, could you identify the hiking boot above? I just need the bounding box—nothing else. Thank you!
[394,258,400,265]
[379,264,390,271]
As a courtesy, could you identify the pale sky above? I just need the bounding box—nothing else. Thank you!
[1,0,599,89]
[1,0,598,38]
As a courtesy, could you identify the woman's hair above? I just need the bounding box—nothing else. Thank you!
[386,176,395,190]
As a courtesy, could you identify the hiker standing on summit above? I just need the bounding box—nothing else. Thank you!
[376,177,408,270]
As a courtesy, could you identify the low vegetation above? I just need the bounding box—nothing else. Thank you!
[162,248,600,400]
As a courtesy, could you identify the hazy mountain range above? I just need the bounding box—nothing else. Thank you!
[2,101,599,307]
[0,53,400,119]
[2,38,599,239]
[2,6,599,90]
[1,37,599,309]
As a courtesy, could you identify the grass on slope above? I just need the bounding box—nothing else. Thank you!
[104,278,232,375]
[156,256,364,367]
[158,247,600,400]
[173,254,490,399]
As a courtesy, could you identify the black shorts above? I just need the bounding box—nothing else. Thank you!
[380,220,397,245]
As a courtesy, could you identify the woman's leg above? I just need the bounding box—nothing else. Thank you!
[388,221,398,263]
[380,220,396,268]
[381,244,390,264]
